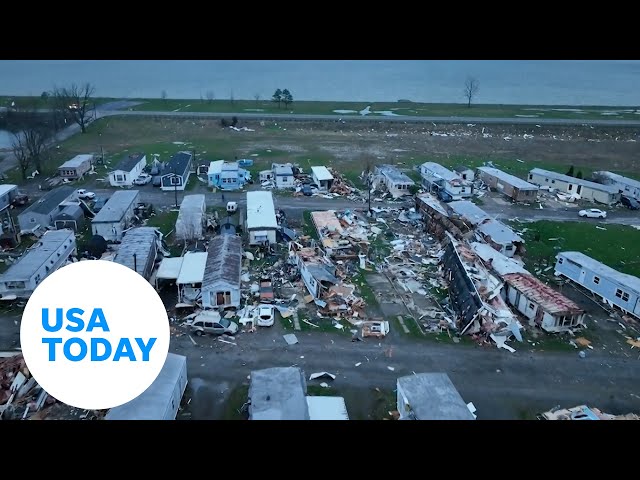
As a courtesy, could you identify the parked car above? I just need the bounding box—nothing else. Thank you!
[152,176,162,187]
[77,189,96,200]
[302,185,313,196]
[92,197,108,212]
[188,312,239,336]
[133,173,152,186]
[11,192,28,207]
[256,304,275,327]
[227,201,238,213]
[579,208,607,219]
[620,196,640,210]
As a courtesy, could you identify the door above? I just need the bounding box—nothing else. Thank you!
[577,185,582,195]
[204,321,220,334]
[216,292,225,306]
[579,269,586,284]
[514,290,521,309]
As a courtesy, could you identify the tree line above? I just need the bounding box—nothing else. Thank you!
[8,82,96,180]
[272,89,293,108]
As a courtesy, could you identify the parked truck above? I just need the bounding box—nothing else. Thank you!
[259,277,274,303]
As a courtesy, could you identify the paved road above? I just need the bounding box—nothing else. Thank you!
[88,186,640,226]
[99,108,640,127]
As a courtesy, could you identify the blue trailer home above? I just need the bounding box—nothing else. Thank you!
[554,251,640,320]
[161,151,193,191]
[207,160,251,190]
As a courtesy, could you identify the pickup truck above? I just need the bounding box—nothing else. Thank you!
[259,277,274,303]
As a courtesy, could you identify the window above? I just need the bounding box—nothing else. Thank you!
[568,184,573,191]
[30,218,35,223]
[193,322,203,328]
[622,292,630,302]
[551,180,555,184]
[558,257,564,264]
[528,302,535,310]
[615,289,625,299]
[123,174,127,181]
[528,174,533,180]
[593,276,600,284]
[115,174,124,182]
[545,178,548,182]
[505,245,514,251]
[204,322,214,328]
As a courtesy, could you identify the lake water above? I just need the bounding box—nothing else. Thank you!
[0,129,16,149]
[0,60,639,106]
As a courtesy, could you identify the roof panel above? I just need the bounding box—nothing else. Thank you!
[478,166,540,190]
[504,272,583,315]
[559,251,640,294]
[397,373,475,420]
[310,166,334,181]
[202,235,243,288]
[246,191,277,229]
[92,190,140,224]
[177,252,207,284]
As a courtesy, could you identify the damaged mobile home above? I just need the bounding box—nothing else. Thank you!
[419,162,472,201]
[175,194,206,242]
[112,227,162,280]
[442,234,521,337]
[176,251,208,305]
[288,242,338,300]
[373,164,415,198]
[246,191,278,246]
[470,242,585,333]
[201,234,243,310]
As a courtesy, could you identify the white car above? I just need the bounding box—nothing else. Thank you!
[77,189,96,200]
[133,174,152,186]
[579,208,607,219]
[256,304,275,327]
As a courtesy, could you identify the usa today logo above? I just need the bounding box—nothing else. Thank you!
[20,260,170,411]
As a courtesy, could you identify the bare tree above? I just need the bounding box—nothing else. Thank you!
[206,90,215,104]
[12,134,32,181]
[253,93,261,107]
[22,128,48,172]
[52,83,96,133]
[463,76,479,108]
[362,156,378,213]
[161,90,168,103]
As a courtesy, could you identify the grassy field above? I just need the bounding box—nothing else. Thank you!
[513,221,640,277]
[3,115,639,194]
[3,94,640,120]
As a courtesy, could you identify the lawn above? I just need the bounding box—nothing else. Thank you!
[146,210,179,237]
[513,221,640,277]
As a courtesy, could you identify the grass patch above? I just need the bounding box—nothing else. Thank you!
[307,385,338,396]
[350,270,380,311]
[370,388,398,420]
[121,98,640,121]
[301,210,318,239]
[513,221,640,277]
[185,174,199,191]
[220,385,249,420]
[146,210,179,236]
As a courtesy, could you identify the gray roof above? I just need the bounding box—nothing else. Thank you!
[447,201,491,226]
[0,229,75,282]
[202,235,242,289]
[529,168,618,194]
[416,193,449,217]
[249,367,310,420]
[21,186,75,216]
[104,353,186,420]
[164,151,192,176]
[594,171,640,190]
[376,164,415,184]
[306,264,338,285]
[55,204,84,221]
[59,154,93,169]
[272,163,293,175]
[477,219,523,245]
[421,162,461,182]
[397,373,475,420]
[558,251,640,295]
[113,227,159,275]
[113,152,145,173]
[92,190,140,224]
[477,166,539,190]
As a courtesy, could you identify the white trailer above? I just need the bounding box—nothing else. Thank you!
[104,353,188,420]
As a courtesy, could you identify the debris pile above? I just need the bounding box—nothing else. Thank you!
[0,353,104,420]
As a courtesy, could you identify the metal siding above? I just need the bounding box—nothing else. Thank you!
[557,255,639,315]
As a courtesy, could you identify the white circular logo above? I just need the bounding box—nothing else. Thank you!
[20,260,170,410]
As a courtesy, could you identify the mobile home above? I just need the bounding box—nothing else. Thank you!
[592,171,640,201]
[246,191,278,245]
[555,251,640,320]
[201,234,243,310]
[109,153,147,187]
[528,168,619,205]
[112,227,161,280]
[161,151,193,191]
[374,164,415,198]
[104,353,188,420]
[476,166,539,202]
[58,154,94,180]
[419,162,472,201]
[91,190,140,242]
[175,194,206,242]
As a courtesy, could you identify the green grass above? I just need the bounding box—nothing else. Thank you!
[280,309,353,335]
[301,211,318,240]
[4,95,640,120]
[350,271,380,311]
[307,385,338,396]
[119,98,640,121]
[513,221,640,277]
[146,210,179,237]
